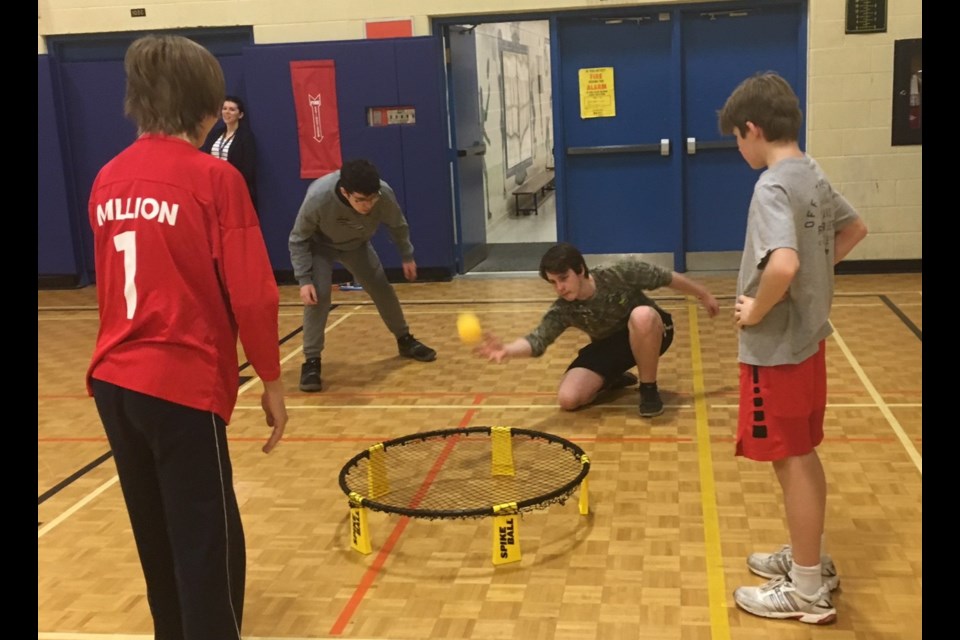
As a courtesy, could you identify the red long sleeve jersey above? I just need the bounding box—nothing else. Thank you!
[86,134,280,423]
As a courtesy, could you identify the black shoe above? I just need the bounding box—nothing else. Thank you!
[638,383,664,417]
[601,371,638,392]
[397,334,437,362]
[299,358,322,392]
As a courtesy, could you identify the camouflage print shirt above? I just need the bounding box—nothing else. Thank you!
[524,259,674,357]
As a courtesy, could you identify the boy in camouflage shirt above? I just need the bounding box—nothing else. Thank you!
[477,243,719,417]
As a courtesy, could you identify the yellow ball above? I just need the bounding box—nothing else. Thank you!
[457,312,483,345]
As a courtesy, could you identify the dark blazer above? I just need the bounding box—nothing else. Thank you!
[201,124,258,210]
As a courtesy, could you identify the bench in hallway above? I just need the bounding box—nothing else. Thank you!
[512,169,555,216]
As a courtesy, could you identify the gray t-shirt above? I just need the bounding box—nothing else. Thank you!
[525,259,673,357]
[737,155,860,365]
[288,171,414,285]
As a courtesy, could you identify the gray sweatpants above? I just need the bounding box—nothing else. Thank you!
[302,242,409,359]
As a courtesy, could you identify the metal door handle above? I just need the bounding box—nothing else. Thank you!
[457,142,487,157]
[686,137,738,154]
[661,138,670,156]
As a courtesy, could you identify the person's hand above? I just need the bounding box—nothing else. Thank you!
[300,284,318,305]
[734,295,759,328]
[475,333,508,363]
[259,378,287,454]
[402,260,417,281]
[699,292,721,318]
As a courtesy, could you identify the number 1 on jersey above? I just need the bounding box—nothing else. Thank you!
[113,231,138,319]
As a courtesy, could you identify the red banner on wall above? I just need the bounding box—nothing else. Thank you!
[290,60,343,179]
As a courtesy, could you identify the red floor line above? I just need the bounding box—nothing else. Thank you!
[37,435,918,444]
[328,398,483,636]
[37,391,561,400]
[37,388,926,401]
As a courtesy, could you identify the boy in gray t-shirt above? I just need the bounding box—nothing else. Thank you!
[719,72,868,624]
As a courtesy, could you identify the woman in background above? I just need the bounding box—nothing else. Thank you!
[202,95,258,209]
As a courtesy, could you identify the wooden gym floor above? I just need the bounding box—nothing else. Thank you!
[38,272,922,640]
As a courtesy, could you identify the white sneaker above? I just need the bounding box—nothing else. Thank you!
[734,575,837,625]
[747,544,840,591]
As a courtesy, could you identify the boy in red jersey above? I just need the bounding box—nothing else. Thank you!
[86,35,287,639]
[719,72,867,624]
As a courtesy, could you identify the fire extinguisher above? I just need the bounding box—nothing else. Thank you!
[908,71,921,130]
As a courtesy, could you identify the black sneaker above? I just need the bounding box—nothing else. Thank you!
[397,334,437,362]
[601,371,638,392]
[299,358,322,392]
[638,383,664,417]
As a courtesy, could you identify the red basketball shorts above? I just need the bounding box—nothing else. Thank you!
[736,341,827,462]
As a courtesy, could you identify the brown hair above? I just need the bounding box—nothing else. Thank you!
[717,72,802,143]
[124,35,225,141]
[539,243,589,281]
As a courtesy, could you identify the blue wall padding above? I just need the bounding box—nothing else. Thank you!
[37,56,80,276]
[58,59,136,276]
[38,39,452,280]
[243,37,453,273]
[41,53,261,280]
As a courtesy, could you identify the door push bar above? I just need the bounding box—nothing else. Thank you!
[685,137,739,154]
[567,138,736,156]
[566,140,671,156]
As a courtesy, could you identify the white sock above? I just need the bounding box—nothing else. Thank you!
[791,561,823,597]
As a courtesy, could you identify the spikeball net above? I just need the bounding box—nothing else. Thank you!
[339,426,591,564]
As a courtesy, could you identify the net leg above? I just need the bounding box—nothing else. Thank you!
[349,503,373,555]
[492,503,521,565]
[578,477,590,515]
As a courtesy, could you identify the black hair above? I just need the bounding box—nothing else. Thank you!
[339,159,381,195]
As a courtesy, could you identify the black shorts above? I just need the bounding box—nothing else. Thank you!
[566,309,674,380]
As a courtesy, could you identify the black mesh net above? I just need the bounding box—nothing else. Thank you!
[339,427,589,519]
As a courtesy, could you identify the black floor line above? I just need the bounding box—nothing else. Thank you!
[880,295,922,341]
[38,450,114,506]
[39,308,321,507]
[238,324,306,373]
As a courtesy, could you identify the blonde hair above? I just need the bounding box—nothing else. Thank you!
[124,35,225,140]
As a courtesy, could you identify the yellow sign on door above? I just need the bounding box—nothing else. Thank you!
[579,67,616,119]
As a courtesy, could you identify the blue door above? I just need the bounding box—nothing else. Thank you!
[681,4,804,268]
[558,14,680,255]
[555,2,804,268]
[445,25,489,273]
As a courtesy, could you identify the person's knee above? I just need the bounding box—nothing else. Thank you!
[628,306,661,333]
[314,284,332,307]
[557,389,586,412]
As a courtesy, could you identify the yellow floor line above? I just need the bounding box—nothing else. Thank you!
[830,325,922,474]
[687,300,731,640]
